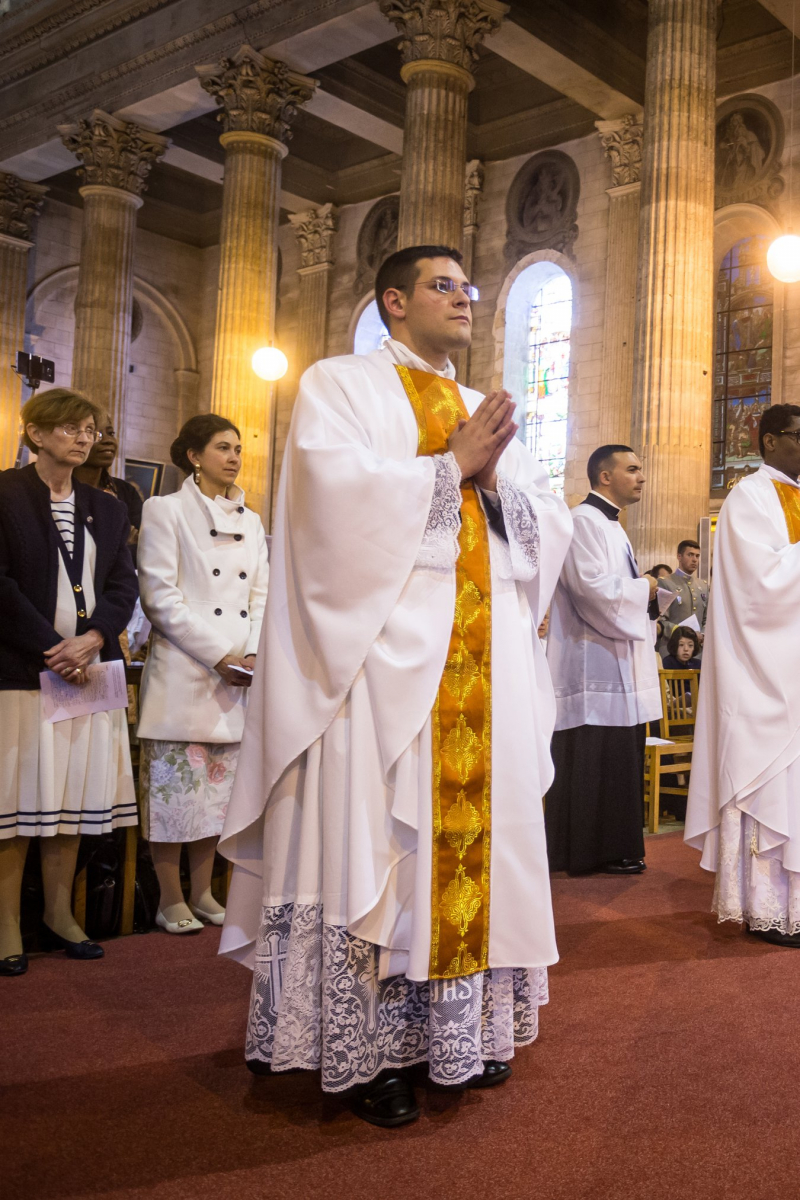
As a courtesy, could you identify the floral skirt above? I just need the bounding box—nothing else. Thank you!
[139,739,239,843]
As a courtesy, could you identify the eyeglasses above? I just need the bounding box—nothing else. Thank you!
[416,278,480,302]
[777,430,800,445]
[55,424,102,442]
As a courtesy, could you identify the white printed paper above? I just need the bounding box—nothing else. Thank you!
[40,659,128,724]
[646,737,675,746]
[230,664,254,677]
[676,613,702,633]
[656,587,679,615]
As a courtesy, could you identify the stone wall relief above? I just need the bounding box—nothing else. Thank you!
[715,94,784,210]
[504,150,580,264]
[354,195,400,296]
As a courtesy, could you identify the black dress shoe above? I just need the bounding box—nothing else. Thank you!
[246,1058,273,1076]
[747,925,800,948]
[0,953,28,977]
[40,923,104,960]
[352,1070,420,1128]
[467,1060,512,1089]
[602,859,646,875]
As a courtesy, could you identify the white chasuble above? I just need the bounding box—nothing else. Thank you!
[546,499,661,730]
[686,467,800,931]
[218,341,573,980]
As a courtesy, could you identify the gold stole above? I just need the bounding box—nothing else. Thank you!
[772,479,800,544]
[395,364,491,980]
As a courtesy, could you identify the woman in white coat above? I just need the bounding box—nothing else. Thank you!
[137,414,269,934]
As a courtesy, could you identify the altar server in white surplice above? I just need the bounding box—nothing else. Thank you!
[218,244,573,1127]
[546,446,662,876]
[686,403,800,949]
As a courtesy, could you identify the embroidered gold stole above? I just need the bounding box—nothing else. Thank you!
[772,479,800,544]
[395,364,491,980]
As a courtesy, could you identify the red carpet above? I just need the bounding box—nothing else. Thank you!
[4,832,799,1200]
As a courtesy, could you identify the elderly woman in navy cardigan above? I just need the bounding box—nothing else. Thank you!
[0,388,138,977]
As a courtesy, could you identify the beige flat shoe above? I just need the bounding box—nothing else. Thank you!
[156,910,204,934]
[188,903,226,926]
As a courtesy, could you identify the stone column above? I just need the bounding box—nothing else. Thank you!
[174,367,200,433]
[0,172,47,469]
[380,0,506,249]
[59,111,167,468]
[453,159,483,384]
[595,115,642,447]
[197,45,315,517]
[628,0,718,567]
[288,203,338,375]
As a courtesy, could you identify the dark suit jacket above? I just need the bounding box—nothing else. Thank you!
[0,465,138,690]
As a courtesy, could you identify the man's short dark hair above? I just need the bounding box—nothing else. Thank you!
[677,540,700,556]
[587,444,634,488]
[758,404,800,455]
[374,244,463,328]
[646,563,673,578]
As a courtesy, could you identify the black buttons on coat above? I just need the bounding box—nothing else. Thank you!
[213,568,220,576]
[237,506,244,514]
[239,571,247,580]
[215,608,222,616]
[234,534,242,542]
[210,529,218,537]
[240,610,247,618]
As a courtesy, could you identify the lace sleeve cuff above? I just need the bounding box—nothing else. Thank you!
[415,452,462,570]
[496,473,540,582]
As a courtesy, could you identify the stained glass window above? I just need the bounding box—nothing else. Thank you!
[712,236,773,496]
[353,298,389,355]
[526,272,572,496]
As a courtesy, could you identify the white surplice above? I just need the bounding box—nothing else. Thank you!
[686,465,800,933]
[546,497,661,730]
[218,340,574,984]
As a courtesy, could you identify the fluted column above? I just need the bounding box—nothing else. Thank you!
[452,159,483,383]
[380,0,506,249]
[596,115,642,446]
[628,0,718,566]
[197,46,315,517]
[288,203,338,375]
[0,172,47,469]
[59,111,167,468]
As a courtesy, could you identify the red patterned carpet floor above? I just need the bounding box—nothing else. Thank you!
[4,832,798,1200]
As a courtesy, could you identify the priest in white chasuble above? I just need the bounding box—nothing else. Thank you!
[686,404,800,948]
[218,244,573,1127]
[545,447,662,876]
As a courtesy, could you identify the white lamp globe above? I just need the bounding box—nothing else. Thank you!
[766,234,800,283]
[252,346,289,381]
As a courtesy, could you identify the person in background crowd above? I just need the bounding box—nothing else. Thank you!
[663,626,701,671]
[545,445,662,876]
[646,563,673,580]
[136,414,269,936]
[659,540,708,658]
[73,410,143,567]
[0,388,138,977]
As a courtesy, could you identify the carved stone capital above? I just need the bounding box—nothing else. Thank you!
[0,172,48,240]
[288,203,338,269]
[196,45,316,142]
[464,159,483,228]
[58,110,168,196]
[379,0,508,73]
[596,113,643,188]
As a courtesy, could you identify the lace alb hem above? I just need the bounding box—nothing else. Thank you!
[245,902,547,1093]
[415,452,462,571]
[712,799,800,936]
[496,473,540,581]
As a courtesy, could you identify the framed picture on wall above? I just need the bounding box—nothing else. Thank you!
[125,458,164,500]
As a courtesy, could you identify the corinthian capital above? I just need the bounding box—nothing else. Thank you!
[196,45,316,142]
[379,0,508,72]
[0,172,48,240]
[596,113,643,188]
[58,111,169,196]
[288,203,338,269]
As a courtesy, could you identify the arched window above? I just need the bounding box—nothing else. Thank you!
[353,298,389,355]
[712,235,773,496]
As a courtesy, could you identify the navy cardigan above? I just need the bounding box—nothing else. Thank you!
[0,465,138,691]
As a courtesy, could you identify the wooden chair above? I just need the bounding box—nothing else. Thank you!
[643,669,700,833]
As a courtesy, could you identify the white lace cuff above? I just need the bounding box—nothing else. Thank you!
[495,473,540,582]
[415,452,462,570]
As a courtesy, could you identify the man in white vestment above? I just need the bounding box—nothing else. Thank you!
[686,404,800,947]
[218,243,573,1127]
[545,446,662,875]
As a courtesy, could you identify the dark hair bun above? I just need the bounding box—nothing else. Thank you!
[170,414,242,475]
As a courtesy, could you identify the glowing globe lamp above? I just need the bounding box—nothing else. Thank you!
[252,346,288,381]
[766,234,800,283]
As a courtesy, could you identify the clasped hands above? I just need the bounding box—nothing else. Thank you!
[44,629,105,686]
[447,389,518,493]
[215,654,256,688]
